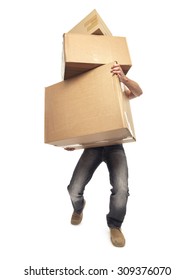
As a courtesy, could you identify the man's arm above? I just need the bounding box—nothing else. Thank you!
[111,63,143,99]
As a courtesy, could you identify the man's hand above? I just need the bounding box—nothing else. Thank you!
[64,147,75,151]
[110,63,128,84]
[111,63,143,99]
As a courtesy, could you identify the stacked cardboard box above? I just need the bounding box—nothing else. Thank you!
[68,9,112,35]
[45,9,136,149]
[63,33,131,79]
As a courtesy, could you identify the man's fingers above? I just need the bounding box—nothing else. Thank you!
[64,147,75,151]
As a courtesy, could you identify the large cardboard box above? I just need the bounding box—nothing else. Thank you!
[63,33,132,79]
[68,9,112,36]
[45,62,136,149]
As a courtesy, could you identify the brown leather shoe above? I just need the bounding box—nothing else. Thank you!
[110,227,125,247]
[71,200,86,225]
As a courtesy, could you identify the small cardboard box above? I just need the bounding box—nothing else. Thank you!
[45,62,136,149]
[63,33,132,79]
[68,9,112,36]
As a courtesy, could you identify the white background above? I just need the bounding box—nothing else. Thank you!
[0,0,194,279]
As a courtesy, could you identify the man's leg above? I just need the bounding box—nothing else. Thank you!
[67,148,102,223]
[105,145,129,246]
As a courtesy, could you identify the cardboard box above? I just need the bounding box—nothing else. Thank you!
[68,9,112,36]
[63,33,132,79]
[45,62,136,149]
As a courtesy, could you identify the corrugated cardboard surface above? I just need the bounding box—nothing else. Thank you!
[68,9,112,36]
[45,62,135,149]
[63,33,132,79]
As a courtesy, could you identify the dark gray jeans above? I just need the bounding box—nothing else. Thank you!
[67,144,129,228]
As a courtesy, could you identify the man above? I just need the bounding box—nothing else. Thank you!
[65,63,143,247]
